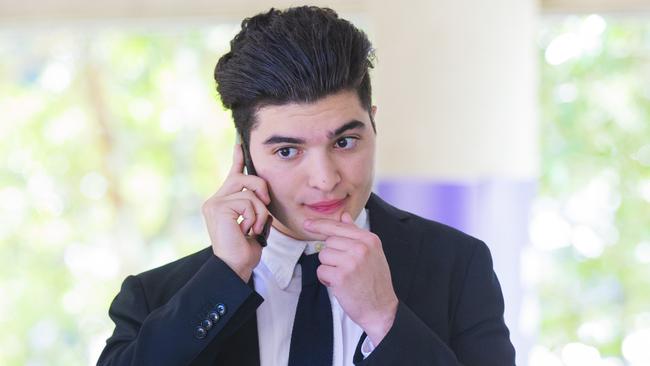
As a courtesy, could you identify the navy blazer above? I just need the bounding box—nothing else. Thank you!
[98,193,516,365]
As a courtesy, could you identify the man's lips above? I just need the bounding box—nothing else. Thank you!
[304,197,347,214]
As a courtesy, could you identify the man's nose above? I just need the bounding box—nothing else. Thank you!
[307,153,341,192]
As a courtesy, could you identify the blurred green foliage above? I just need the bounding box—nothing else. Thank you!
[535,15,650,364]
[0,25,239,365]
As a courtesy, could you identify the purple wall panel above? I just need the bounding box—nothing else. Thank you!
[375,178,536,239]
[375,177,537,364]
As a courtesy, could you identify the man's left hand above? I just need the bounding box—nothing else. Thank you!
[303,212,399,346]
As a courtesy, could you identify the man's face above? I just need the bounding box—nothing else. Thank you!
[248,89,377,241]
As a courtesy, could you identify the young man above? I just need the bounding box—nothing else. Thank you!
[98,6,515,366]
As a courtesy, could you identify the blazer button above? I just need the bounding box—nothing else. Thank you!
[208,311,220,323]
[201,319,213,331]
[194,326,207,339]
[216,303,227,316]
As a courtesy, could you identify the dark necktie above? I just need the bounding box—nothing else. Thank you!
[288,252,333,366]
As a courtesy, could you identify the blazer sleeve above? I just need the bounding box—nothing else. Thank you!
[97,255,264,366]
[353,241,516,366]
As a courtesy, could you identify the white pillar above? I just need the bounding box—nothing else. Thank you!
[368,1,539,364]
[370,0,538,179]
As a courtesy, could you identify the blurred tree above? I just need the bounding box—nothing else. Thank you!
[0,25,239,365]
[531,14,650,365]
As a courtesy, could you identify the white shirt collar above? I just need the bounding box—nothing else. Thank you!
[260,208,370,290]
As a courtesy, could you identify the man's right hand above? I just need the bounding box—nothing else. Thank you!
[201,143,272,283]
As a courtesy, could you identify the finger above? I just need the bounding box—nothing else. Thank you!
[341,211,354,225]
[322,236,356,251]
[225,191,270,234]
[318,246,348,267]
[304,218,365,240]
[227,198,256,234]
[324,237,370,262]
[233,175,272,205]
[217,174,272,204]
[239,217,253,235]
[227,143,245,177]
[316,263,337,287]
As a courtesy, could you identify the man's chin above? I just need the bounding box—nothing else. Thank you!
[269,217,316,241]
[270,204,353,241]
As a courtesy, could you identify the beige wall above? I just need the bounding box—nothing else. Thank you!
[543,0,650,13]
[0,0,363,21]
[369,0,538,180]
[1,0,649,19]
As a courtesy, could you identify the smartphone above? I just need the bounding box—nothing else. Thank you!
[237,133,272,246]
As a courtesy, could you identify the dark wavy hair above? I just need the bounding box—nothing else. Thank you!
[214,6,376,147]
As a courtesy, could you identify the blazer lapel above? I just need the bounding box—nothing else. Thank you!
[366,192,419,302]
[352,192,420,357]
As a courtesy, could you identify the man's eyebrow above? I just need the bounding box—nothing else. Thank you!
[263,136,306,145]
[262,120,366,145]
[329,120,365,138]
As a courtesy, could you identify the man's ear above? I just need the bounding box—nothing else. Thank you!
[371,105,377,119]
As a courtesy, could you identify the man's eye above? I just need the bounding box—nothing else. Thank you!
[276,147,299,159]
[335,137,357,149]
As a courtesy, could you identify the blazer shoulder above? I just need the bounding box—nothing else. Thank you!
[368,192,486,257]
[408,213,488,256]
[407,212,484,249]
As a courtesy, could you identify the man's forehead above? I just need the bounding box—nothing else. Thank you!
[259,120,366,146]
[251,91,369,138]
[259,91,363,118]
